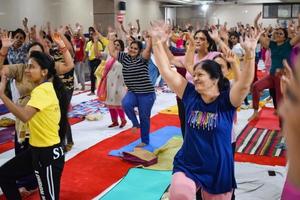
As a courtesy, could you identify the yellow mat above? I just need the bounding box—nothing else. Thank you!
[145,136,183,171]
[159,105,178,115]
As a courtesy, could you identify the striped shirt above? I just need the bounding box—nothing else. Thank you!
[118,52,154,93]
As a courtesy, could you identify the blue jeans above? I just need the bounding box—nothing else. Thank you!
[122,91,156,144]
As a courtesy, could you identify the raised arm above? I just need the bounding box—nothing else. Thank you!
[158,25,185,68]
[230,28,262,107]
[0,75,37,123]
[51,33,74,75]
[254,12,270,49]
[119,21,128,35]
[209,25,230,54]
[58,27,75,57]
[184,33,196,75]
[162,41,185,67]
[222,49,240,82]
[136,19,141,34]
[278,55,300,190]
[46,22,52,38]
[22,17,30,43]
[150,22,187,98]
[0,32,13,76]
[107,33,119,59]
[142,34,152,60]
[0,32,10,65]
[218,23,229,47]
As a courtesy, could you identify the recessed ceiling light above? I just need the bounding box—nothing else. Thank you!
[201,3,209,11]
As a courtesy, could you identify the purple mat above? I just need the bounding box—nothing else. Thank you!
[0,104,9,116]
[0,126,15,144]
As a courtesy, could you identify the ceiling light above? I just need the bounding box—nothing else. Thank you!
[201,3,209,12]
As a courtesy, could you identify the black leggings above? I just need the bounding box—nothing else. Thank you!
[14,135,38,190]
[65,89,74,145]
[88,59,101,93]
[0,144,65,200]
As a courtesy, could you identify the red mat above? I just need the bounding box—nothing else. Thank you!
[23,113,180,200]
[235,119,286,166]
[68,117,84,125]
[0,141,14,154]
[257,70,268,80]
[251,107,280,131]
[235,153,286,166]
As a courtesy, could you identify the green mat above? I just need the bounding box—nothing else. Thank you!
[100,168,172,200]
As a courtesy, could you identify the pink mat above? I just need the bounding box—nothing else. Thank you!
[254,107,280,131]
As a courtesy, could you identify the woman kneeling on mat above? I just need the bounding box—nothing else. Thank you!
[0,51,68,200]
[150,21,262,200]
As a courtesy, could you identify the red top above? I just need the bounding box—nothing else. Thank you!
[176,39,184,49]
[73,37,85,62]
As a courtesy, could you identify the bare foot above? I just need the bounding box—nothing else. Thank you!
[248,111,259,121]
[136,142,147,148]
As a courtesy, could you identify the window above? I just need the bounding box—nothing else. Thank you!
[263,3,300,19]
[292,4,300,18]
[278,4,291,18]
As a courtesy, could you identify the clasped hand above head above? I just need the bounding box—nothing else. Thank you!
[148,21,172,47]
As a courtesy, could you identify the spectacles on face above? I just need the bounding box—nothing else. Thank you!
[194,36,206,41]
[275,32,284,36]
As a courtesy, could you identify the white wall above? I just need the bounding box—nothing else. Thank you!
[122,0,164,31]
[176,4,279,29]
[207,4,278,28]
[0,0,93,32]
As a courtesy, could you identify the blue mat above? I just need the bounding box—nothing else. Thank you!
[109,126,181,157]
[99,168,172,200]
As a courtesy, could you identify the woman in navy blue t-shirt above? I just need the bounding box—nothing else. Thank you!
[150,21,262,200]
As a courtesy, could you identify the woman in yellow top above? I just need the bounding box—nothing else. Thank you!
[0,51,68,200]
[85,27,109,95]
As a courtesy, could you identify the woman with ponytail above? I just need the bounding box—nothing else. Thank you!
[0,32,73,197]
[150,21,262,200]
[0,51,67,200]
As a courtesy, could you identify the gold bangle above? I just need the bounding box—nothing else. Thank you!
[244,56,254,61]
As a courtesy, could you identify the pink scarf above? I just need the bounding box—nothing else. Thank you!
[97,57,116,101]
